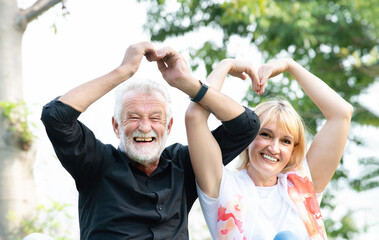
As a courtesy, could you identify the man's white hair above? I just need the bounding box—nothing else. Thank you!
[113,78,172,126]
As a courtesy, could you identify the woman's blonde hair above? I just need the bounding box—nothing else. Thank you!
[237,98,307,173]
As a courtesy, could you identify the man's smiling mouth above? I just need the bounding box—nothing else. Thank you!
[134,137,155,142]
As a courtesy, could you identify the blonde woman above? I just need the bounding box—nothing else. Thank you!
[185,58,353,239]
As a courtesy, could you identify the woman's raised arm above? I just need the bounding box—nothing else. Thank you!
[258,58,353,193]
[185,59,260,198]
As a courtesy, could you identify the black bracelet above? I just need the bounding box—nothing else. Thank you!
[189,80,209,103]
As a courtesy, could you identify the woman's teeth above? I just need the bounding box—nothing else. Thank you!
[263,154,278,162]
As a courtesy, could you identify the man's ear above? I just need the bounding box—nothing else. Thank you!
[112,117,120,139]
[166,117,174,135]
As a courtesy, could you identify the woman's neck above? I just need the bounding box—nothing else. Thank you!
[246,166,278,187]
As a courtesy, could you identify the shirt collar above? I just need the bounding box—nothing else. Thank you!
[118,147,170,176]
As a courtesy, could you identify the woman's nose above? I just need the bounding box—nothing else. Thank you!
[268,139,280,154]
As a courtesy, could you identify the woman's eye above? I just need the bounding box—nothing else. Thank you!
[283,139,292,144]
[260,132,270,138]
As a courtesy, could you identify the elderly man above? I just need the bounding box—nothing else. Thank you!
[41,42,260,239]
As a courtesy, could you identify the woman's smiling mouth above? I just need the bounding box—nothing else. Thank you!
[262,153,279,162]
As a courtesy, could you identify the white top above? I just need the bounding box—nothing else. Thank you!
[197,160,324,240]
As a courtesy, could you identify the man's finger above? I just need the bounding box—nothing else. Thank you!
[145,50,159,62]
[157,46,176,59]
[157,59,167,72]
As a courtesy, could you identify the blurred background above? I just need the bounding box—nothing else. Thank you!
[0,0,378,239]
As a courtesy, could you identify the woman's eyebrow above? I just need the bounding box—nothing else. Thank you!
[261,128,294,139]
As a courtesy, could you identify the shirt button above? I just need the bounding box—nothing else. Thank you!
[157,204,163,211]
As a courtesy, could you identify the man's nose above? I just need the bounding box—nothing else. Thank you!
[138,118,152,133]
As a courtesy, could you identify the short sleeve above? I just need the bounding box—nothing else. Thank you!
[196,167,229,240]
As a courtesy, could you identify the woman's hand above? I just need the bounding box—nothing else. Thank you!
[257,58,292,94]
[217,59,262,95]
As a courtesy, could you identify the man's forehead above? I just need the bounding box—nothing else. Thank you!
[121,91,167,113]
[122,90,167,103]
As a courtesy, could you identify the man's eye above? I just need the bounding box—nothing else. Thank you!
[151,116,162,121]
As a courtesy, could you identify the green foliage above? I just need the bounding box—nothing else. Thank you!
[140,0,379,130]
[189,41,227,73]
[139,0,379,238]
[0,100,36,149]
[8,200,73,240]
[350,157,379,191]
[352,103,379,127]
[324,211,359,239]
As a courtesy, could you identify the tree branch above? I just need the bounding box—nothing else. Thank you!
[356,64,379,78]
[15,0,63,31]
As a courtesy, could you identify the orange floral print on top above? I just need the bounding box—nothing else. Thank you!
[287,172,327,240]
[216,194,247,240]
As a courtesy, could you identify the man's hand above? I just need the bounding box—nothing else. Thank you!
[156,47,196,92]
[118,41,159,79]
[58,42,160,112]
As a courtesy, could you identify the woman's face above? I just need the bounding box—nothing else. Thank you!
[247,117,295,185]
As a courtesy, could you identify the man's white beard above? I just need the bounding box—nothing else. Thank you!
[119,127,168,166]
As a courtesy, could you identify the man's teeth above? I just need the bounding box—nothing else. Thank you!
[263,154,278,162]
[135,137,153,142]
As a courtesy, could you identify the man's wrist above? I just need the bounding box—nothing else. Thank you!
[114,65,134,80]
[189,80,209,103]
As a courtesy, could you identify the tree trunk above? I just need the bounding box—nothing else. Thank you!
[0,0,24,102]
[0,0,64,238]
[0,115,36,240]
[0,0,34,239]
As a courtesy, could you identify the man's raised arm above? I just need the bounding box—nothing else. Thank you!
[59,42,159,112]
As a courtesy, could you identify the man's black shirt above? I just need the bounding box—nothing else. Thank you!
[41,99,260,239]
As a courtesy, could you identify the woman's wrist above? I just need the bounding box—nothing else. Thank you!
[219,59,234,72]
[284,58,297,75]
[206,59,231,89]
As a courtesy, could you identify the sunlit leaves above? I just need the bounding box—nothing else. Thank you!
[350,157,379,191]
